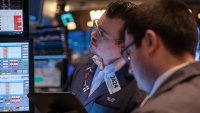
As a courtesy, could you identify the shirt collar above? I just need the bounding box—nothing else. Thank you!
[92,55,126,72]
[149,62,190,97]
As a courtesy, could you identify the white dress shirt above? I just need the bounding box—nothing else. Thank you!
[88,55,126,97]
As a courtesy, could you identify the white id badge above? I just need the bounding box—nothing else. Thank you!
[104,72,121,94]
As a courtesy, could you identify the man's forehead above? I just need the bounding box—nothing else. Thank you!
[101,16,124,38]
[98,14,124,27]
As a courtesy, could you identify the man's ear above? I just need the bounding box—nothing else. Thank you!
[144,29,159,54]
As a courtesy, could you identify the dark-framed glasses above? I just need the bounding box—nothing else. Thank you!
[121,40,136,60]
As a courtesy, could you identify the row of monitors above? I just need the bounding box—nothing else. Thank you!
[30,28,92,89]
[0,33,68,112]
[29,28,92,56]
[0,0,31,112]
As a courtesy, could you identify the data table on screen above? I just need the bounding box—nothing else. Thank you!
[0,42,30,112]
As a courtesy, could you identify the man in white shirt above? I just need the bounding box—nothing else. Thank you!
[123,0,200,113]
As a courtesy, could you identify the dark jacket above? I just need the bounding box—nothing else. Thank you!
[132,62,200,113]
[68,55,146,113]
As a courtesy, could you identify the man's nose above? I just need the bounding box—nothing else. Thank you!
[91,30,99,38]
[91,31,96,37]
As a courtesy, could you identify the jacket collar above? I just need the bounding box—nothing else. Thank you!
[151,62,200,99]
[78,60,97,104]
[83,62,133,106]
[92,55,126,71]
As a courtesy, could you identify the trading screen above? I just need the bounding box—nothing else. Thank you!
[30,28,66,57]
[68,31,85,52]
[0,42,29,112]
[0,0,23,34]
[34,59,62,88]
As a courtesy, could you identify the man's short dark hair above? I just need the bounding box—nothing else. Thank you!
[126,0,198,56]
[105,0,137,44]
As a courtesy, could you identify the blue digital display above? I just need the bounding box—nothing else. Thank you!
[68,29,92,53]
[68,31,85,52]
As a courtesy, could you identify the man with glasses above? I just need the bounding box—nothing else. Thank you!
[124,0,200,113]
[67,1,146,113]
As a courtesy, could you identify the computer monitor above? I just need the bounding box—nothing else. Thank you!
[68,31,84,52]
[29,0,43,24]
[0,0,28,36]
[34,58,63,88]
[30,28,67,89]
[0,38,34,113]
[30,27,66,58]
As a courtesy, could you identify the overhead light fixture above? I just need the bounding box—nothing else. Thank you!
[43,0,57,18]
[67,22,77,30]
[87,21,93,27]
[198,13,200,20]
[89,9,105,21]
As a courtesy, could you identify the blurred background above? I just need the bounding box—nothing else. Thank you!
[28,0,200,92]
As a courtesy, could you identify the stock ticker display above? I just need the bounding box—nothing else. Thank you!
[0,42,30,112]
[30,28,65,57]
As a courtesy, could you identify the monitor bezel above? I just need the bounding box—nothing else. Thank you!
[0,38,34,113]
[0,0,29,37]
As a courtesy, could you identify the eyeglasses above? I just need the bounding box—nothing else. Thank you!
[93,19,112,40]
[121,40,136,60]
[93,19,123,44]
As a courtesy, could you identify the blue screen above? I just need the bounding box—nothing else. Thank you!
[68,30,92,52]
[68,31,85,52]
